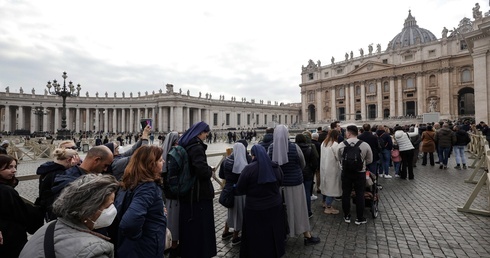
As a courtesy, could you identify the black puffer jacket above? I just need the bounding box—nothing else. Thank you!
[435,127,456,148]
[454,129,471,146]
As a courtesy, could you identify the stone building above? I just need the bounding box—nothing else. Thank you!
[0,83,301,134]
[300,9,479,124]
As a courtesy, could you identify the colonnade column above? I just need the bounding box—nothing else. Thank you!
[85,109,90,132]
[170,106,174,131]
[416,72,424,116]
[104,109,109,133]
[129,108,134,133]
[198,108,202,122]
[43,109,49,132]
[54,107,60,130]
[76,108,80,132]
[360,82,366,120]
[121,108,126,132]
[397,76,404,116]
[30,108,36,132]
[389,77,396,118]
[151,107,156,130]
[186,107,190,128]
[144,108,149,119]
[112,108,117,132]
[376,80,383,120]
[136,108,142,132]
[158,107,163,132]
[330,87,336,120]
[95,108,100,132]
[18,106,24,130]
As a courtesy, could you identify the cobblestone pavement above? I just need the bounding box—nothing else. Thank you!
[15,144,490,257]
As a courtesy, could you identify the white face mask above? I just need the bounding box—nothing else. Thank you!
[92,204,117,229]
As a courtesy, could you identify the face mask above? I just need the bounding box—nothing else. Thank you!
[92,204,117,229]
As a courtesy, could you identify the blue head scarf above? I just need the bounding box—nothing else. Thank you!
[251,145,277,184]
[178,121,210,147]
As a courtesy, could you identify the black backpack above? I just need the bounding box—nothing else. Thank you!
[166,143,198,197]
[377,133,387,151]
[341,140,364,173]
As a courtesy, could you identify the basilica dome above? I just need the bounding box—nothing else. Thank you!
[387,10,437,51]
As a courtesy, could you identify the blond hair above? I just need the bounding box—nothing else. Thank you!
[52,148,78,161]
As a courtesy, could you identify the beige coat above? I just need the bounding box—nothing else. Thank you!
[319,141,342,197]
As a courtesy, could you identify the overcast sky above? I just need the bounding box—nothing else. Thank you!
[0,0,485,104]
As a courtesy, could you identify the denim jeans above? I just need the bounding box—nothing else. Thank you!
[393,162,400,175]
[324,196,335,207]
[453,146,466,165]
[303,179,313,215]
[380,149,391,175]
[438,147,451,166]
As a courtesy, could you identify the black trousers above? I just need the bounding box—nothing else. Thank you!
[400,149,415,179]
[422,152,434,166]
[341,171,366,220]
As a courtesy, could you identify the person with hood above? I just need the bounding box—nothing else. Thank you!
[268,125,320,246]
[178,121,217,258]
[259,127,274,152]
[393,125,418,180]
[453,125,471,169]
[35,147,79,221]
[0,154,44,258]
[105,125,150,180]
[435,123,456,169]
[236,145,285,258]
[219,142,249,245]
[161,131,180,257]
[0,140,8,154]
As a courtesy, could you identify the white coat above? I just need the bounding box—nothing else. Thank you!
[319,141,342,197]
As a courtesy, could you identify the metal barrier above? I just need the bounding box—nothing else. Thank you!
[457,145,490,216]
[465,134,488,184]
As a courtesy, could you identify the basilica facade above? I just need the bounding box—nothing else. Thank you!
[0,83,300,134]
[300,9,480,124]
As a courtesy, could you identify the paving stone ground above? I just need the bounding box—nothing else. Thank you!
[15,143,490,257]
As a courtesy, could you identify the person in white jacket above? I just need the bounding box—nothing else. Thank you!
[319,129,342,215]
[393,125,419,180]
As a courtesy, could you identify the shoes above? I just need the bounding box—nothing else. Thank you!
[463,164,467,169]
[231,237,241,246]
[444,166,448,169]
[324,206,340,215]
[221,232,233,240]
[355,218,367,225]
[454,165,461,170]
[384,175,393,179]
[304,236,321,246]
[311,195,318,201]
[379,174,384,178]
[439,165,444,169]
[394,174,400,178]
[344,214,351,223]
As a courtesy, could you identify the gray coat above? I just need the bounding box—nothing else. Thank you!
[112,139,149,180]
[19,218,114,258]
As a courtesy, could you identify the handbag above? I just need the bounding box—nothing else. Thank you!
[219,185,234,208]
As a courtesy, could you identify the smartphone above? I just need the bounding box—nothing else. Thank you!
[140,118,152,130]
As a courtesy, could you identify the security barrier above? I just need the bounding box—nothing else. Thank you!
[465,134,488,184]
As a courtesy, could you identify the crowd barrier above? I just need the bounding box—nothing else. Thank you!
[458,133,490,216]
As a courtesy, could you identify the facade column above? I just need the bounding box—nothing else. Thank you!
[440,68,451,119]
[360,81,366,121]
[344,85,350,121]
[18,106,24,130]
[416,72,424,116]
[76,108,80,132]
[349,84,355,121]
[397,76,404,116]
[104,108,109,133]
[316,88,323,122]
[301,91,307,123]
[330,87,336,120]
[170,106,174,131]
[54,107,60,130]
[376,80,383,120]
[389,77,396,118]
[472,47,490,122]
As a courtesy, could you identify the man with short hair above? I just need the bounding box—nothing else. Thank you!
[52,145,114,195]
[331,121,344,143]
[337,125,373,225]
[317,126,328,143]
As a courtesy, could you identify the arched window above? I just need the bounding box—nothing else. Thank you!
[461,69,471,82]
[368,83,376,93]
[383,82,389,92]
[429,74,436,86]
[406,78,415,88]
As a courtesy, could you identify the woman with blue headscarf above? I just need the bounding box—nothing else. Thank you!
[236,144,285,258]
[218,142,250,245]
[177,121,217,258]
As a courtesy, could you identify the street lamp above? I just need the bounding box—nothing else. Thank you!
[33,105,49,133]
[46,71,81,139]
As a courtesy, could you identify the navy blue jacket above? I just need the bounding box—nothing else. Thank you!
[268,142,303,186]
[116,181,167,258]
[357,132,380,162]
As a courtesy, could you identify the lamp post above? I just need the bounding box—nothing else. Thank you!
[46,71,81,140]
[32,105,49,133]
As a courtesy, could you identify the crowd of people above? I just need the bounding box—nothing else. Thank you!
[0,118,478,258]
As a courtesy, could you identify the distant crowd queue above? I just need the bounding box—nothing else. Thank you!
[0,118,477,258]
